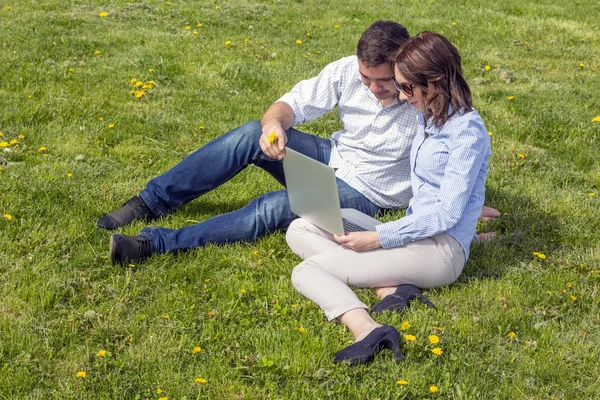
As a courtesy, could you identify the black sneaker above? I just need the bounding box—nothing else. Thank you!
[97,196,156,230]
[371,284,434,314]
[109,234,153,265]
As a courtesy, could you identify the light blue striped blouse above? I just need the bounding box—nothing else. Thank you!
[376,107,491,261]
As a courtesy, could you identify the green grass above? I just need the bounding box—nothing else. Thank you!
[1,0,599,398]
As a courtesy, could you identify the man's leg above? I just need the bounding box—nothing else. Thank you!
[98,120,331,229]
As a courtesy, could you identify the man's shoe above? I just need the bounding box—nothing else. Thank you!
[110,234,153,265]
[371,284,434,314]
[97,196,156,230]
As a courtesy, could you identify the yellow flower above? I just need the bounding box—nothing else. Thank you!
[108,123,115,129]
[75,371,87,379]
[4,214,13,221]
[215,5,221,9]
[268,132,278,144]
[156,387,163,394]
[507,331,517,340]
[0,142,8,147]
[158,397,167,400]
[18,135,25,139]
[225,40,231,47]
[517,153,525,159]
[67,173,73,178]
[428,335,440,344]
[579,62,584,68]
[163,314,170,319]
[404,334,416,341]
[0,132,3,137]
[165,1,170,4]
[298,326,307,334]
[488,131,493,136]
[485,65,491,71]
[296,40,302,45]
[571,295,577,302]
[193,31,198,35]
[240,289,247,294]
[430,385,439,393]
[208,311,215,318]
[451,21,457,26]
[9,139,18,145]
[192,346,202,354]
[128,263,135,268]
[197,23,203,28]
[507,95,515,100]
[185,25,191,30]
[291,304,297,309]
[38,146,47,151]
[592,116,600,123]
[431,347,443,355]
[589,193,595,197]
[400,321,410,331]
[99,11,108,17]
[397,379,408,385]
[135,91,145,99]
[94,50,101,55]
[534,252,546,259]
[96,350,106,357]
[195,378,207,384]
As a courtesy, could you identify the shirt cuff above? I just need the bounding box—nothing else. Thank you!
[376,221,405,249]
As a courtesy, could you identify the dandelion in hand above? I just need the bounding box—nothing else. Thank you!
[268,132,278,144]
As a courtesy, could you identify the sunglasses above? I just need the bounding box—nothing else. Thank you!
[392,77,415,98]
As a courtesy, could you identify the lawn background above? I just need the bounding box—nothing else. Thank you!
[1,0,599,399]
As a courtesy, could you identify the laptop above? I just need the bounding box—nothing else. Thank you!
[283,147,381,235]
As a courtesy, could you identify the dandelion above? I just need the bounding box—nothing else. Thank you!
[592,116,600,123]
[291,304,297,309]
[96,350,106,357]
[195,378,207,384]
[533,252,546,259]
[240,289,247,294]
[192,346,202,354]
[197,23,203,28]
[397,380,408,385]
[128,263,135,268]
[0,142,8,148]
[488,131,493,136]
[156,388,163,394]
[428,335,440,344]
[431,347,443,355]
[75,371,87,379]
[298,326,307,334]
[296,40,302,45]
[507,95,515,100]
[18,135,25,139]
[517,153,525,159]
[4,214,13,221]
[571,295,577,302]
[94,50,101,55]
[208,311,215,318]
[430,385,439,393]
[404,334,416,341]
[485,65,491,71]
[333,24,340,28]
[193,31,198,35]
[165,1,170,4]
[507,331,517,340]
[9,139,18,145]
[589,193,595,197]
[39,146,47,151]
[225,40,231,48]
[185,25,190,30]
[108,123,115,129]
[158,397,167,400]
[163,314,170,319]
[268,132,278,144]
[451,21,457,26]
[67,173,73,178]
[215,5,221,9]
[579,62,584,68]
[400,321,410,331]
[0,132,3,137]
[99,11,108,17]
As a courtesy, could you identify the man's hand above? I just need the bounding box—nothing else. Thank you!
[260,123,287,160]
[334,231,381,251]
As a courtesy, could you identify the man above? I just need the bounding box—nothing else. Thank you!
[100,20,497,265]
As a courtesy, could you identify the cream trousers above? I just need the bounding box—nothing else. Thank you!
[286,218,466,321]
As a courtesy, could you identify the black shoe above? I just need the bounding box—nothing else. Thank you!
[371,284,435,314]
[110,234,153,265]
[97,196,156,230]
[334,325,403,366]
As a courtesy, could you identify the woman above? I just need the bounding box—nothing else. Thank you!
[286,31,491,366]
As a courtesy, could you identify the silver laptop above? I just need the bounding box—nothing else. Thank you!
[283,148,380,235]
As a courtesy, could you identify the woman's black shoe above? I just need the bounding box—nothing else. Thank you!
[371,284,434,314]
[333,325,402,366]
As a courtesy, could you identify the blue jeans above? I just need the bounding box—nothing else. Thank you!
[138,120,381,253]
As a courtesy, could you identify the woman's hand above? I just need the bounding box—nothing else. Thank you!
[334,231,381,251]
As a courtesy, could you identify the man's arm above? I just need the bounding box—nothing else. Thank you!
[260,101,295,160]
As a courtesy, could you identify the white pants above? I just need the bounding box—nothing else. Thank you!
[286,218,466,321]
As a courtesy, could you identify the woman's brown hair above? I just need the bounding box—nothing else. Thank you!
[395,31,472,127]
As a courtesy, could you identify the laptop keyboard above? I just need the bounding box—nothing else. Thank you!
[342,218,367,233]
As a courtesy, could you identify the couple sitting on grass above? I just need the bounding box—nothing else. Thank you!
[98,21,495,366]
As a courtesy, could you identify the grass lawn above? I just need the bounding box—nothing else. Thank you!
[1,0,599,398]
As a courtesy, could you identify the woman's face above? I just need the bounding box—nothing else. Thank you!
[394,68,427,112]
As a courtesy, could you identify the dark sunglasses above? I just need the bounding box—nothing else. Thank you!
[392,76,415,98]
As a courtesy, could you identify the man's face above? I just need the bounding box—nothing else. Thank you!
[358,60,398,103]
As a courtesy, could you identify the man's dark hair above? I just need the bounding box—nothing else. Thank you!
[357,20,410,67]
